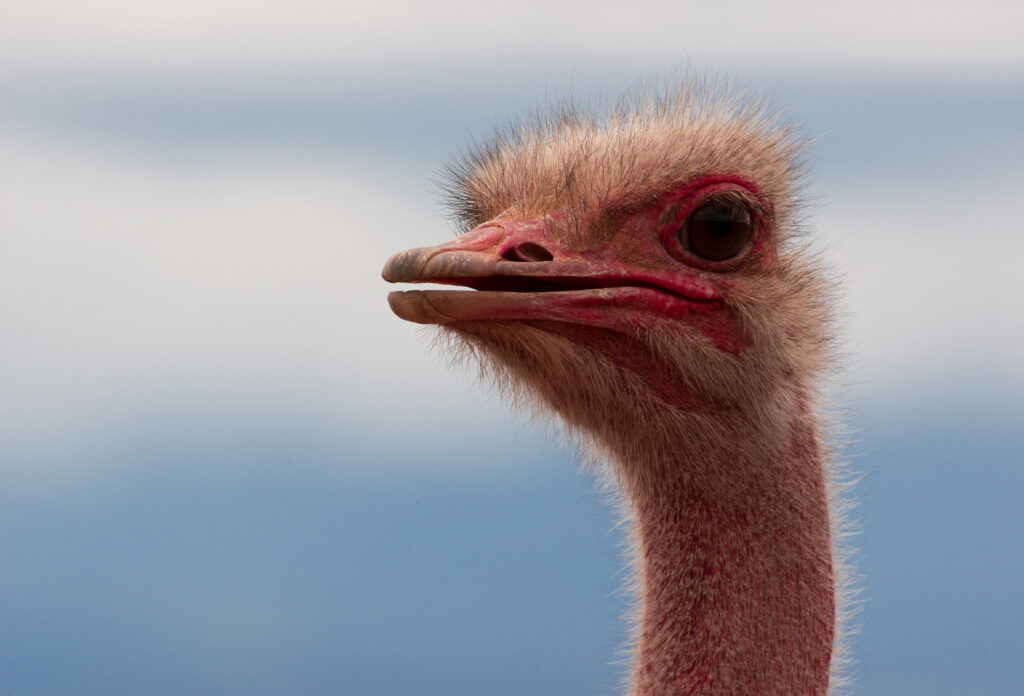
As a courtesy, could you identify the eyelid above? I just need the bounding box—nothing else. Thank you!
[688,191,759,217]
[690,200,752,222]
[663,192,750,229]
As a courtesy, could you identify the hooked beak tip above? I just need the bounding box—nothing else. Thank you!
[382,248,427,283]
[384,245,503,284]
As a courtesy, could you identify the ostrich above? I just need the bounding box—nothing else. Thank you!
[382,80,852,696]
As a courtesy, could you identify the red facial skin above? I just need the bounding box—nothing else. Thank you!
[383,175,768,401]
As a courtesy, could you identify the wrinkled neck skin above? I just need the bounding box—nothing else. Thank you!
[617,385,835,696]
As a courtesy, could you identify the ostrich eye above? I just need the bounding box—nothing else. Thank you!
[680,200,754,262]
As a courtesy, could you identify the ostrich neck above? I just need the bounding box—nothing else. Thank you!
[624,401,835,696]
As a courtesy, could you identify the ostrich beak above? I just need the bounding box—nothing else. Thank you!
[382,218,720,327]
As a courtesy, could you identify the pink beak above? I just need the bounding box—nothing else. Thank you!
[382,217,721,327]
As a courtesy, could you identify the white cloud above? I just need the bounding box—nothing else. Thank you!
[0,125,509,468]
[1,1,1021,79]
[819,184,1024,393]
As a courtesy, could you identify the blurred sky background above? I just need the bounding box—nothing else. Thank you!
[1,2,1022,695]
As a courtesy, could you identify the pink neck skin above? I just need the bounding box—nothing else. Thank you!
[526,321,836,694]
[626,408,835,696]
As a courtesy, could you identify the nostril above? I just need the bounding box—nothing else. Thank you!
[502,243,555,262]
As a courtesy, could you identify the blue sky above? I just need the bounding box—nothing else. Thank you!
[1,2,1022,694]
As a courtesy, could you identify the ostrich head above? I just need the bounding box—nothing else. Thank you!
[383,81,845,696]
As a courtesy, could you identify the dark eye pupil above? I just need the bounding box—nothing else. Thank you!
[680,201,753,262]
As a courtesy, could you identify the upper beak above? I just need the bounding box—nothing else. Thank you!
[382,225,509,286]
[381,219,720,326]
